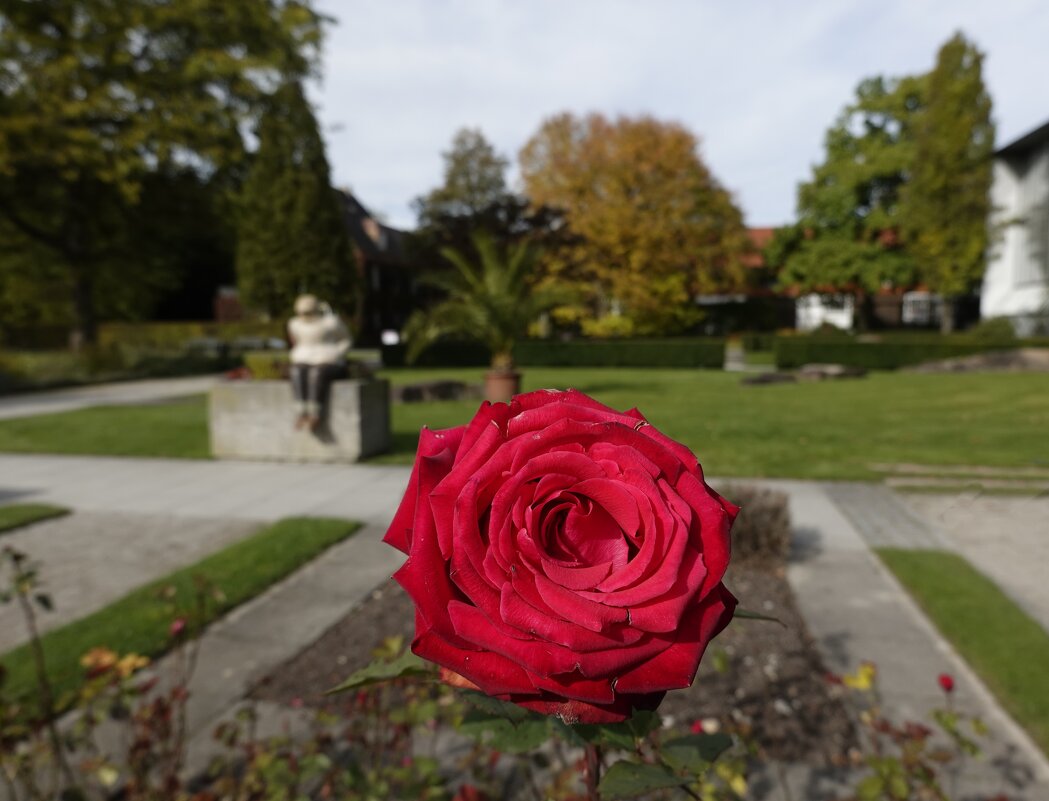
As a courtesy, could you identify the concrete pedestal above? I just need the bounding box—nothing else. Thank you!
[209,379,390,463]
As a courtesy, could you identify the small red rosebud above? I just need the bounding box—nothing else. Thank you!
[824,672,843,685]
[690,719,704,734]
[938,673,955,694]
[169,618,187,638]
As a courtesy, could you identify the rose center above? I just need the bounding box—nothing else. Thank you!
[538,494,629,569]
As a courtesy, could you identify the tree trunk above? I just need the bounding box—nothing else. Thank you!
[69,262,97,350]
[939,296,957,334]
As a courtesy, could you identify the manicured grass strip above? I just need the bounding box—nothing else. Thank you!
[876,548,1049,755]
[0,516,359,708]
[0,504,69,534]
[0,396,209,459]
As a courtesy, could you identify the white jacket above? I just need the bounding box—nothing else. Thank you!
[288,312,351,366]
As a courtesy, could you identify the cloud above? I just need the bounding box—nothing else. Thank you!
[311,0,1049,229]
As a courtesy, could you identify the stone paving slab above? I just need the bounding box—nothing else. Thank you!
[0,375,220,420]
[0,512,259,652]
[902,492,1049,636]
[822,481,947,549]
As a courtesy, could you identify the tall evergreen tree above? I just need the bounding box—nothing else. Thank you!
[900,33,994,332]
[236,81,355,319]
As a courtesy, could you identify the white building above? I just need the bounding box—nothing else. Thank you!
[795,293,854,332]
[982,120,1049,335]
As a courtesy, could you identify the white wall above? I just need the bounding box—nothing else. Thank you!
[982,143,1049,333]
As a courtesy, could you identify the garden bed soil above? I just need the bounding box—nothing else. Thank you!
[252,558,856,765]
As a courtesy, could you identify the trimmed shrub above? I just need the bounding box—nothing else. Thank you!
[515,338,726,368]
[0,347,237,394]
[381,337,726,369]
[97,321,286,350]
[772,334,1048,370]
[721,484,791,564]
[381,341,491,368]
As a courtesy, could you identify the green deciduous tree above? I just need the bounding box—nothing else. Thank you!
[900,33,995,332]
[778,75,925,327]
[520,113,748,336]
[235,80,355,319]
[0,0,325,345]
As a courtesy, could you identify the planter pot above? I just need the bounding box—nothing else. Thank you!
[484,370,520,404]
[209,378,390,463]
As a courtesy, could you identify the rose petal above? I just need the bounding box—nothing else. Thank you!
[383,425,464,553]
[614,584,737,693]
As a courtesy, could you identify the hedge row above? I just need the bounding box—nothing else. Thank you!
[773,335,1047,370]
[97,320,286,350]
[381,338,728,369]
[380,341,491,368]
[515,339,726,368]
[0,347,238,394]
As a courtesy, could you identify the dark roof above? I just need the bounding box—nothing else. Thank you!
[338,190,410,265]
[995,118,1049,158]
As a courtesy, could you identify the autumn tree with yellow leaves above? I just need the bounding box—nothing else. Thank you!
[519,113,749,335]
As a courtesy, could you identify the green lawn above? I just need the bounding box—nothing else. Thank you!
[1,516,359,709]
[876,549,1049,755]
[0,395,208,458]
[0,503,69,534]
[0,369,1046,480]
[373,368,1049,480]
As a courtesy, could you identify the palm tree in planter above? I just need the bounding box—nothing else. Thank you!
[404,231,564,403]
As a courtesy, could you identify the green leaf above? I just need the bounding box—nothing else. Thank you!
[325,650,433,694]
[734,606,785,626]
[572,709,663,749]
[573,722,636,750]
[856,774,885,801]
[598,761,682,799]
[460,690,530,722]
[458,708,551,753]
[661,733,733,773]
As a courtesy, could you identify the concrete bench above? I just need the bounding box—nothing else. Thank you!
[209,379,390,463]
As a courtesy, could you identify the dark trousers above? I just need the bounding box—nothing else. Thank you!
[290,362,347,416]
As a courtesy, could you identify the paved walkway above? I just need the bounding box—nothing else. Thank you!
[775,480,1049,799]
[902,492,1049,635]
[0,512,259,652]
[826,482,1049,636]
[0,375,220,421]
[0,454,411,522]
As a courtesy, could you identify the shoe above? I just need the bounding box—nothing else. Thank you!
[307,415,321,432]
[294,413,309,430]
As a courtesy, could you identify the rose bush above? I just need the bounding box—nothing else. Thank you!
[384,389,737,723]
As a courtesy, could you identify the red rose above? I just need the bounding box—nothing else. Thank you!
[938,673,955,694]
[384,389,737,723]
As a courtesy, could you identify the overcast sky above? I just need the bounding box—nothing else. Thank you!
[308,0,1049,230]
